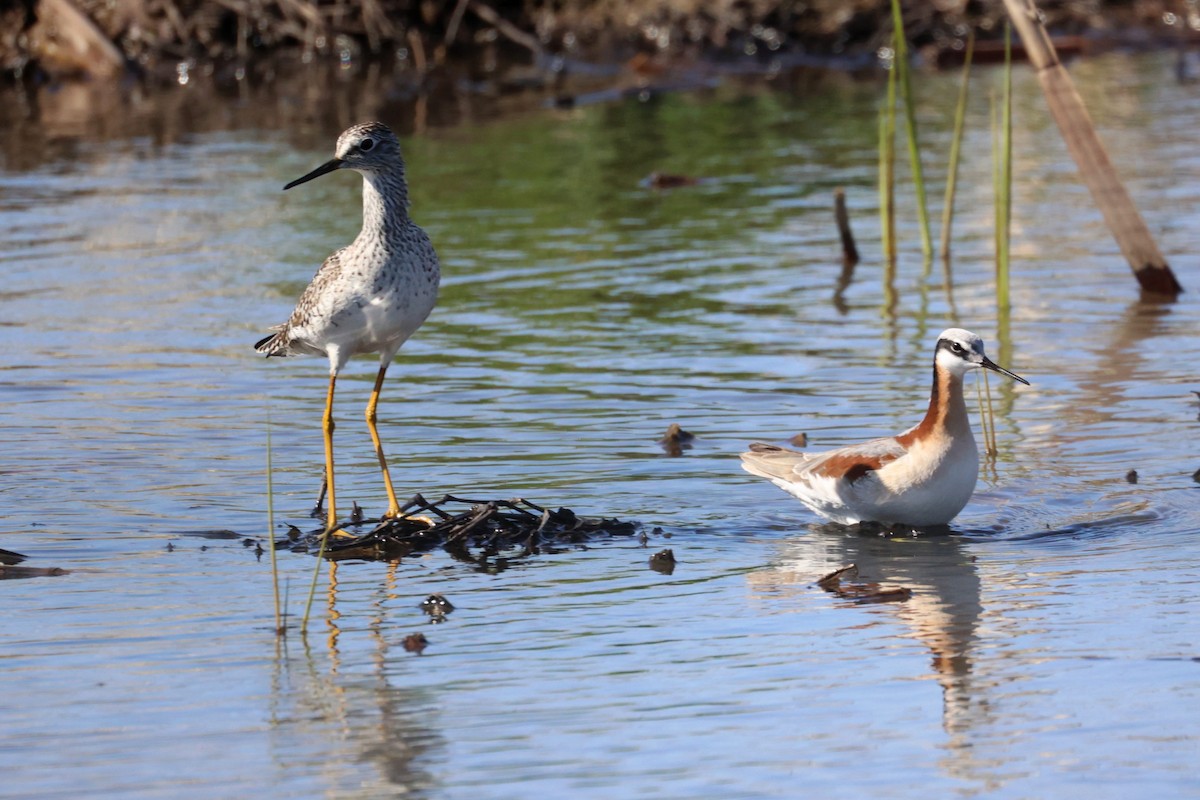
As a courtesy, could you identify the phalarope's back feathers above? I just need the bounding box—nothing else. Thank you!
[741,328,1028,527]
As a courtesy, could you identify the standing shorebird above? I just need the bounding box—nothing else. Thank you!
[740,328,1028,527]
[255,122,439,533]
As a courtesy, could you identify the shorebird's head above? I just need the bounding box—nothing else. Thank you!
[935,328,1029,385]
[283,122,403,190]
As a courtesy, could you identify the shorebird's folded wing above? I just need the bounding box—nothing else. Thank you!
[741,438,906,486]
[739,442,814,483]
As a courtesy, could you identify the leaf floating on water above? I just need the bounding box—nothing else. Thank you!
[402,633,429,654]
[816,563,910,604]
[642,172,700,190]
[0,565,69,580]
[851,587,913,604]
[816,564,858,590]
[658,423,696,456]
[789,432,808,448]
[649,548,676,575]
[421,593,455,620]
[0,547,28,566]
[178,529,243,540]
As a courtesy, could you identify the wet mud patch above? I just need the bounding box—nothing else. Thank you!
[279,493,642,568]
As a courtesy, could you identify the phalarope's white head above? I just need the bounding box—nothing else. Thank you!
[740,328,1028,527]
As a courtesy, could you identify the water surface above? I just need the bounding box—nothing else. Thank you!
[2,52,1199,798]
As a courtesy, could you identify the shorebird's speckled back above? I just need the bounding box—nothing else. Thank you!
[255,121,440,373]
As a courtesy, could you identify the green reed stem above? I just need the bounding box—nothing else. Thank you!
[300,525,332,635]
[266,422,285,636]
[995,22,1013,311]
[991,91,1000,277]
[984,367,998,455]
[878,108,890,265]
[890,0,932,260]
[879,46,897,268]
[940,33,974,266]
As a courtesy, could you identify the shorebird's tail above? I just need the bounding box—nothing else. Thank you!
[254,326,293,357]
[739,442,809,483]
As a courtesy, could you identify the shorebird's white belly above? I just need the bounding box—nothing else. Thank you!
[858,436,979,526]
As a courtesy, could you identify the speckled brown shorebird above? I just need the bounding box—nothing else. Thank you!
[256,122,439,533]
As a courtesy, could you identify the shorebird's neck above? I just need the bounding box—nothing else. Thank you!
[900,362,971,445]
[360,169,410,236]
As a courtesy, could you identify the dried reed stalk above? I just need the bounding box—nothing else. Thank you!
[1001,0,1182,295]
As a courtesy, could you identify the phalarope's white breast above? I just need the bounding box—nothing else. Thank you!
[255,122,440,533]
[740,328,1028,527]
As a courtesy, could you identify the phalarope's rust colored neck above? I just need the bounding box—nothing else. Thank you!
[740,328,1028,527]
[255,122,440,533]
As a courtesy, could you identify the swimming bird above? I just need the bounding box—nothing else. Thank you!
[740,328,1028,527]
[255,122,439,533]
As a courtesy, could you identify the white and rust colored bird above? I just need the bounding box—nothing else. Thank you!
[741,328,1028,527]
[256,122,439,533]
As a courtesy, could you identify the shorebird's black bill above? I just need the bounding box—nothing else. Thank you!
[981,356,1029,385]
[284,158,344,190]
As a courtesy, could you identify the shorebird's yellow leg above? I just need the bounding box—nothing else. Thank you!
[322,374,339,533]
[365,363,402,518]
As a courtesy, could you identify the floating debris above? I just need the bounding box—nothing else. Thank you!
[402,633,429,654]
[658,423,696,456]
[816,563,911,605]
[1125,469,1139,484]
[642,172,700,190]
[789,432,808,448]
[0,565,68,580]
[179,529,244,540]
[816,564,857,590]
[649,548,676,575]
[0,547,27,566]
[834,188,859,267]
[1192,467,1200,484]
[280,494,640,566]
[421,594,455,621]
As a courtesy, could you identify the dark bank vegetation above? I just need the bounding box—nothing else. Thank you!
[0,0,1189,83]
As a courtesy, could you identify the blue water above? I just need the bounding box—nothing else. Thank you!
[2,50,1199,798]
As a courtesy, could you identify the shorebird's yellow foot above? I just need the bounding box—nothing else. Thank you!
[323,525,357,539]
[381,510,435,528]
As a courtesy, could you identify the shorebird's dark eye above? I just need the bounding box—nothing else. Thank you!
[359,138,375,152]
[950,342,965,355]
